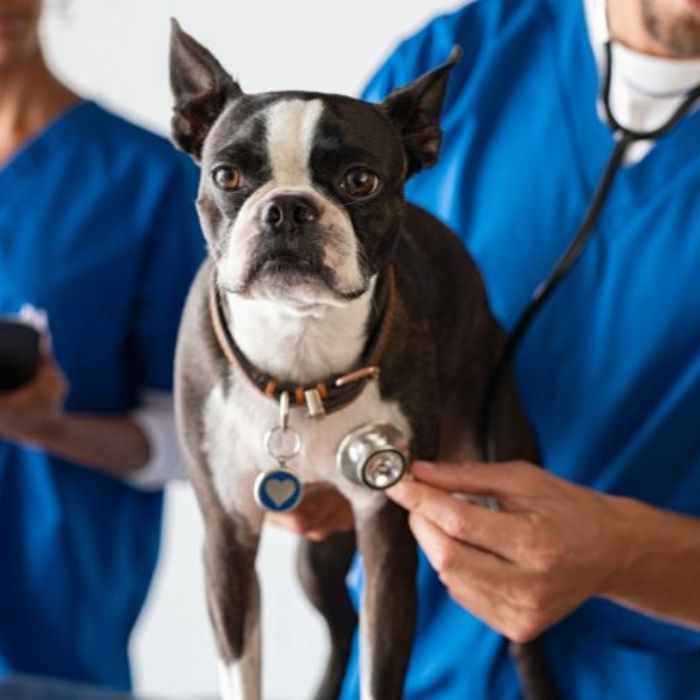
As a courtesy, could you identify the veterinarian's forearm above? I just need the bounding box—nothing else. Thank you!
[19,413,151,477]
[603,495,700,630]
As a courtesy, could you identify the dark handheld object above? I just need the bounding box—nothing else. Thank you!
[0,319,41,392]
[482,41,700,700]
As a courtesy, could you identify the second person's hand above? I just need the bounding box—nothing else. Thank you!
[267,482,355,541]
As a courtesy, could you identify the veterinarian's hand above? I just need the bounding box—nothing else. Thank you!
[0,350,68,442]
[386,460,633,642]
[267,482,354,541]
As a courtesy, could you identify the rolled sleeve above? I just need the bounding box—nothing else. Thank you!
[128,390,186,489]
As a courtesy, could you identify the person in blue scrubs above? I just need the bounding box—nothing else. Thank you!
[0,0,201,690]
[276,0,700,698]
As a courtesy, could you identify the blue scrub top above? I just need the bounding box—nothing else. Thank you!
[0,102,202,689]
[342,1,700,698]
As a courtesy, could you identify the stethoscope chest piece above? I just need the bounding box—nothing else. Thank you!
[337,422,409,490]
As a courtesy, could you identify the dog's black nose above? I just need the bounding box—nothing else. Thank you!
[263,195,319,233]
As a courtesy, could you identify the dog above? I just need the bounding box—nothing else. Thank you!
[169,19,546,700]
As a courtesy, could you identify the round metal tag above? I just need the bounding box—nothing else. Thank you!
[254,469,304,512]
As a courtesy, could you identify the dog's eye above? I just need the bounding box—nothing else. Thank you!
[340,167,380,198]
[212,166,243,191]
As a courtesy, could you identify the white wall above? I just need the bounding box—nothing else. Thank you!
[41,2,462,698]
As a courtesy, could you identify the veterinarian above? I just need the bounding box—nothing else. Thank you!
[0,0,201,690]
[274,0,700,697]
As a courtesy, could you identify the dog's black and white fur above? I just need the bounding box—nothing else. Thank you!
[169,20,542,700]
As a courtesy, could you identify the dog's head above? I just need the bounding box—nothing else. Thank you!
[170,20,459,309]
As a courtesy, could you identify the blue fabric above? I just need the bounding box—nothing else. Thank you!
[342,1,700,698]
[0,102,202,689]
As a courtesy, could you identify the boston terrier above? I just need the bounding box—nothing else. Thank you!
[169,19,547,700]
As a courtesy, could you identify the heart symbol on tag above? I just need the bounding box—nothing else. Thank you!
[254,469,303,512]
[265,477,297,507]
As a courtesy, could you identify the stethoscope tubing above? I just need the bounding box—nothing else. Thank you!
[601,42,700,141]
[483,41,700,461]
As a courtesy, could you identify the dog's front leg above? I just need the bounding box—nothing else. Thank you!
[355,499,417,700]
[203,510,263,700]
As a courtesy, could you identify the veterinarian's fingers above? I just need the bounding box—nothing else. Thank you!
[387,479,519,561]
[410,512,561,641]
[439,562,550,643]
[409,512,514,591]
[411,459,544,500]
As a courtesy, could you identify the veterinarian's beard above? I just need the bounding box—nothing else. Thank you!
[641,0,700,56]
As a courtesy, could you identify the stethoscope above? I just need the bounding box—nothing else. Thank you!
[482,24,700,461]
[338,13,700,493]
[479,21,700,697]
[256,11,700,513]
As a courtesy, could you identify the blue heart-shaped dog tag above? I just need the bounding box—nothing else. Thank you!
[254,469,303,512]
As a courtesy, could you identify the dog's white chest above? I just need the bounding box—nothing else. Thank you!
[202,372,411,524]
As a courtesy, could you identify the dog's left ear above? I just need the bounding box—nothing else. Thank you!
[381,46,461,178]
[169,18,243,160]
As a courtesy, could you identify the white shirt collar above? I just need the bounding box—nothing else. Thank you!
[584,0,700,162]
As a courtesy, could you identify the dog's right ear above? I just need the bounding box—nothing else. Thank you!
[381,46,461,178]
[169,19,243,160]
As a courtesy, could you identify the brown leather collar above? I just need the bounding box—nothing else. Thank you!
[209,267,396,417]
